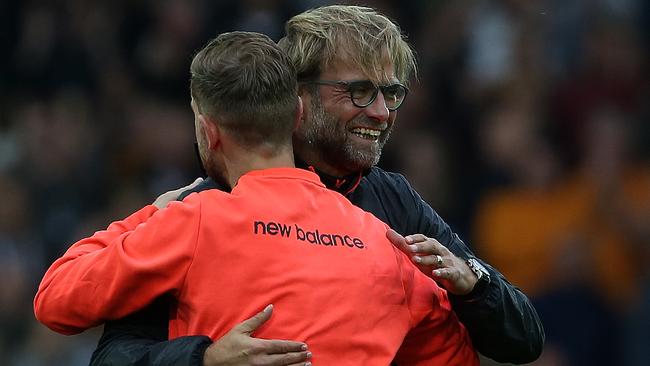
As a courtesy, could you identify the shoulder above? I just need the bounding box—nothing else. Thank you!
[355,167,446,237]
[362,166,417,198]
[365,166,411,187]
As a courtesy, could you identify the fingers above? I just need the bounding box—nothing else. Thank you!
[235,304,274,334]
[180,177,204,192]
[430,266,472,296]
[397,233,449,268]
[390,231,447,257]
[386,229,410,255]
[413,253,446,267]
[405,236,450,256]
[262,339,309,354]
[261,350,312,366]
[404,233,429,244]
[432,267,452,279]
[188,176,204,187]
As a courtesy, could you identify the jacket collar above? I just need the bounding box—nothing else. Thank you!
[294,157,367,196]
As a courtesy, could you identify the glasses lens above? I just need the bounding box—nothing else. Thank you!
[347,81,378,107]
[382,84,407,110]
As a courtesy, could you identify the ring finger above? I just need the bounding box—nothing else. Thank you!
[414,254,445,267]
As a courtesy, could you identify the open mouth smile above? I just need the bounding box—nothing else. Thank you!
[349,127,382,141]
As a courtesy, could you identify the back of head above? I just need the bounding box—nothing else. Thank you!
[278,5,416,83]
[190,31,298,148]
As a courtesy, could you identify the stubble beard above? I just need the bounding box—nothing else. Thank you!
[299,97,392,175]
[197,141,230,189]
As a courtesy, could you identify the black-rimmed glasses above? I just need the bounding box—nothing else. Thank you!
[301,79,409,111]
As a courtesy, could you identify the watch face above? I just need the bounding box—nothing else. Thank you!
[468,258,490,282]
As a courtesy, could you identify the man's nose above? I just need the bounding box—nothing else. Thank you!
[363,91,390,123]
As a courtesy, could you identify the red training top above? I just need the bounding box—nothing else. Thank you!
[35,168,478,365]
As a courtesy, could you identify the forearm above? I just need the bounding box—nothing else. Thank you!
[34,203,194,334]
[92,335,211,366]
[34,205,161,334]
[449,263,544,364]
[90,296,211,366]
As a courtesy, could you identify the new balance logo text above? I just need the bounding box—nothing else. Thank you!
[253,220,365,249]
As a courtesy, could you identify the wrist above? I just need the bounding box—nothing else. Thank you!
[456,258,491,302]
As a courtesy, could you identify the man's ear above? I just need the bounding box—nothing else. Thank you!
[294,96,304,131]
[199,115,220,150]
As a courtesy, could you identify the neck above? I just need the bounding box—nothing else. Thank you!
[222,144,296,188]
[293,140,352,178]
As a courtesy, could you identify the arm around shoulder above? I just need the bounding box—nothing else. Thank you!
[34,201,200,335]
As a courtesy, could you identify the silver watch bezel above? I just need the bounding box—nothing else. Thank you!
[466,258,490,283]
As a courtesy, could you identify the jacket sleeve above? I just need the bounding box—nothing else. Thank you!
[393,173,545,364]
[89,181,222,366]
[34,200,200,335]
[393,249,479,366]
[89,295,212,366]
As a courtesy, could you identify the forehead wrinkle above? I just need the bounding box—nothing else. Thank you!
[326,51,395,85]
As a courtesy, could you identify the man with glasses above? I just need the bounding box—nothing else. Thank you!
[35,30,479,366]
[86,5,544,366]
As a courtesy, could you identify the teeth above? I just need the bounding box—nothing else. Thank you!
[350,128,381,139]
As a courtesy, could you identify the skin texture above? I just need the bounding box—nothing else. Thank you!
[293,57,396,177]
[294,56,479,295]
[202,305,312,366]
[387,230,477,295]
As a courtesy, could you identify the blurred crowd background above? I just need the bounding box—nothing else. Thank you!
[0,0,648,365]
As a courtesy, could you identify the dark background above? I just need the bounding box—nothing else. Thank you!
[0,0,648,365]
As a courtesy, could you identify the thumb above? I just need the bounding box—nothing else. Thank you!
[386,229,410,255]
[235,304,273,335]
[173,177,204,196]
[184,177,204,190]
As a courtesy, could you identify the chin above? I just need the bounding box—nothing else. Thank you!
[344,145,381,167]
[343,152,380,172]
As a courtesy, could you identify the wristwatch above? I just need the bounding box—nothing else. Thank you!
[466,257,491,293]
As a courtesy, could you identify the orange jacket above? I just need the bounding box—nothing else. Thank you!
[35,168,477,365]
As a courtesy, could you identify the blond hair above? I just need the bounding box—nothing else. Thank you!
[190,31,298,147]
[278,5,416,84]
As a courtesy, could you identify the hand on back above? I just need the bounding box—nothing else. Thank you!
[387,229,478,295]
[203,305,312,366]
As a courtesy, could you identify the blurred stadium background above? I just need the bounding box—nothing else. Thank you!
[0,0,648,365]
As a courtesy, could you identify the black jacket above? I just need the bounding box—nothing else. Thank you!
[89,166,544,365]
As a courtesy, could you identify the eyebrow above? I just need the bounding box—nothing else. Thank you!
[345,79,402,86]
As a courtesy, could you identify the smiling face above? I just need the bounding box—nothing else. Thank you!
[295,56,398,176]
